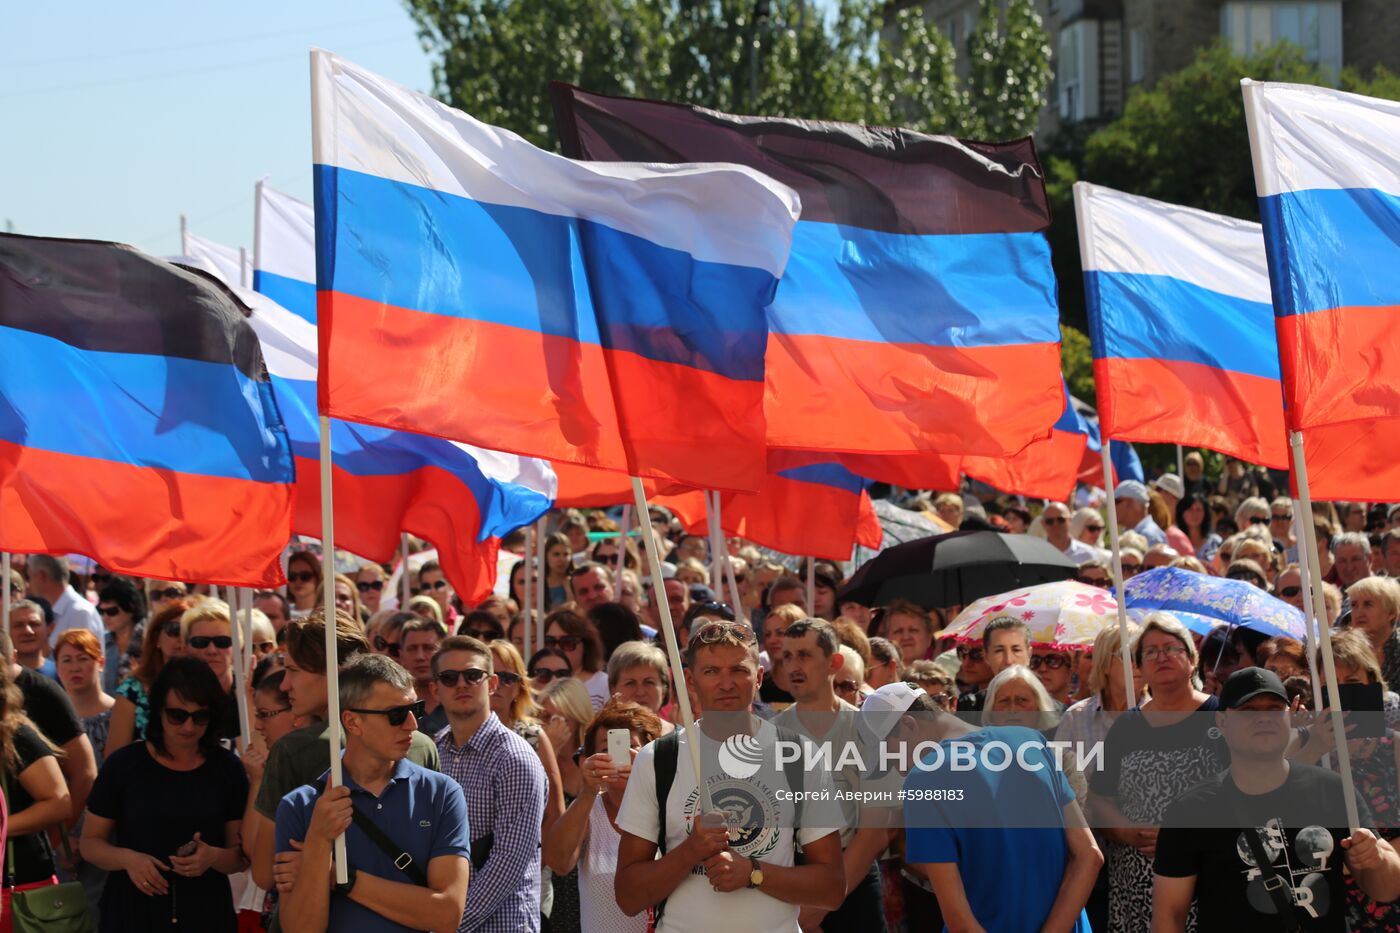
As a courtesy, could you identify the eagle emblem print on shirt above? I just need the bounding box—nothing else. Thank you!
[683,777,784,875]
[1236,818,1335,920]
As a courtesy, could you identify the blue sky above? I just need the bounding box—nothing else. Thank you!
[1,2,432,257]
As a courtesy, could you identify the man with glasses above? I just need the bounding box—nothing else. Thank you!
[277,653,471,932]
[1114,481,1167,548]
[399,617,448,736]
[954,642,992,712]
[1274,565,1306,611]
[433,634,547,931]
[1043,502,1102,565]
[249,611,440,901]
[568,562,615,612]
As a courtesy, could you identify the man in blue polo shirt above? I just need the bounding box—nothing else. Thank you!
[276,654,471,932]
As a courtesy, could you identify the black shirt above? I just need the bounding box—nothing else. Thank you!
[3,724,59,884]
[1155,763,1369,932]
[15,665,82,749]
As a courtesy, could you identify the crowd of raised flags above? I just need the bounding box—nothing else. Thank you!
[1,44,1400,932]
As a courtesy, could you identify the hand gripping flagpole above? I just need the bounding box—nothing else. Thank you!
[1291,432,1360,830]
[1100,444,1137,711]
[318,417,350,882]
[632,478,713,814]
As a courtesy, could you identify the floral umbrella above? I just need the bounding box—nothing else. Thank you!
[943,580,1130,650]
[1121,567,1307,640]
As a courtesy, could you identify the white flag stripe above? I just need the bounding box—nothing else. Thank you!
[1242,79,1400,199]
[310,49,801,278]
[1075,182,1271,303]
[255,185,316,284]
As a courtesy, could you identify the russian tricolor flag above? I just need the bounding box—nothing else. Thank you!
[1076,182,1287,468]
[311,52,800,493]
[1244,80,1400,499]
[242,190,554,602]
[0,234,294,586]
[550,84,1064,461]
[254,182,317,323]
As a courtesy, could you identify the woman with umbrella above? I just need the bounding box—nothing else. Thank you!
[1089,612,1222,933]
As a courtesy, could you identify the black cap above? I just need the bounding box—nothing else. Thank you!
[1220,667,1289,710]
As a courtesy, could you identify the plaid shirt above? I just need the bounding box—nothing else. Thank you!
[436,714,547,933]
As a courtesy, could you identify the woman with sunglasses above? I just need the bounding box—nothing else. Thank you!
[107,598,193,756]
[283,551,322,620]
[543,609,608,710]
[80,658,249,932]
[234,668,302,932]
[1175,493,1221,566]
[487,640,566,820]
[145,582,188,616]
[354,564,388,615]
[1071,508,1107,549]
[96,577,146,695]
[181,602,240,745]
[527,649,573,693]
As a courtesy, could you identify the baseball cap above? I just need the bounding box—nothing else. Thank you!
[859,682,927,743]
[1219,667,1289,710]
[1151,474,1185,500]
[1113,480,1150,505]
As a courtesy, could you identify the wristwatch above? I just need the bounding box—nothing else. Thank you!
[748,859,764,889]
[334,867,358,899]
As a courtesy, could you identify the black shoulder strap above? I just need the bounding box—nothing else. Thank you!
[312,777,428,887]
[773,726,805,827]
[653,730,681,854]
[1242,826,1301,933]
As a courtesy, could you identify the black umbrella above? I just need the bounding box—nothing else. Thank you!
[837,530,1077,610]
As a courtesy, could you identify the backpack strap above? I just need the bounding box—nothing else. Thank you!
[311,777,428,886]
[651,730,681,928]
[1242,826,1301,933]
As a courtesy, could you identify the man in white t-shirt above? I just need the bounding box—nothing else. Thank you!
[614,620,845,931]
[26,554,102,649]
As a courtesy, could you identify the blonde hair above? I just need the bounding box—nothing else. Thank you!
[1347,576,1400,624]
[1169,556,1207,573]
[1088,621,1141,698]
[1132,612,1198,668]
[488,639,537,725]
[1326,629,1386,689]
[837,645,865,685]
[407,595,444,627]
[674,557,710,586]
[539,676,593,747]
[241,608,274,645]
[1322,582,1343,624]
[830,617,872,669]
[765,604,807,629]
[934,493,964,517]
[180,598,230,641]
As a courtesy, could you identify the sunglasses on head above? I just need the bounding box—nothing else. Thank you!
[287,571,317,584]
[692,620,756,645]
[373,636,401,658]
[434,668,490,688]
[349,700,425,727]
[545,635,581,651]
[529,667,571,683]
[97,605,123,617]
[189,635,233,650]
[150,587,184,601]
[163,707,212,726]
[418,580,449,592]
[356,580,384,593]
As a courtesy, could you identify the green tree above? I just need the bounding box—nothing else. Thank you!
[403,0,1052,149]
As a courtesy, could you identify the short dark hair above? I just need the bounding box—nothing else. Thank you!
[283,609,370,675]
[146,657,226,758]
[544,608,604,673]
[432,635,493,675]
[456,610,504,638]
[98,577,146,623]
[782,619,840,657]
[340,653,415,712]
[569,561,612,584]
[982,616,1030,650]
[764,576,804,608]
[869,636,903,674]
[400,616,446,641]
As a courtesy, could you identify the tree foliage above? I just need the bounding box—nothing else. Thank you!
[403,0,1052,149]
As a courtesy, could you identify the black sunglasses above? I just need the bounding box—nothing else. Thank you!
[1249,516,1270,526]
[495,671,522,687]
[545,635,581,651]
[188,635,232,650]
[348,700,425,727]
[287,571,317,584]
[594,552,620,565]
[693,601,736,622]
[464,627,503,641]
[159,621,183,638]
[373,636,401,658]
[1279,585,1303,598]
[255,706,291,720]
[529,668,571,683]
[97,605,123,617]
[434,668,490,688]
[357,580,384,593]
[418,580,449,592]
[90,572,112,585]
[163,707,212,726]
[150,587,184,601]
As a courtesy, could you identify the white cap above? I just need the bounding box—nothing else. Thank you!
[859,682,927,743]
[1151,474,1185,500]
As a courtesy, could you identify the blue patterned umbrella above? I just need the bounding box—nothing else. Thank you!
[1120,567,1307,640]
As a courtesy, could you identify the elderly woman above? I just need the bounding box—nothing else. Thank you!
[880,599,939,664]
[1347,576,1400,689]
[983,664,1059,733]
[1090,612,1222,933]
[1071,508,1106,548]
[606,640,674,735]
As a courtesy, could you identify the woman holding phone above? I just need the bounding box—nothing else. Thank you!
[542,700,661,933]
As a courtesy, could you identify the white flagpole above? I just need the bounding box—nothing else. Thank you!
[523,524,535,638]
[805,558,815,617]
[1293,499,1324,713]
[1291,431,1360,830]
[1101,445,1137,710]
[2,552,10,639]
[1176,445,1184,479]
[705,492,722,589]
[238,247,249,288]
[535,516,546,650]
[714,495,744,614]
[632,478,713,813]
[229,588,251,755]
[318,416,349,882]
[400,534,411,610]
[179,214,189,257]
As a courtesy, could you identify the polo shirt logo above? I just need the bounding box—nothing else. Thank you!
[419,819,432,827]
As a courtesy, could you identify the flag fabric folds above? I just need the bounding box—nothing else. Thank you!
[0,234,294,585]
[1243,80,1400,499]
[254,182,317,323]
[550,83,1064,460]
[964,384,1098,501]
[714,455,883,560]
[183,229,252,288]
[1076,182,1287,468]
[312,51,801,493]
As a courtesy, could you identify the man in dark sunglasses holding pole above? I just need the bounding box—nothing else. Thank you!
[433,635,547,932]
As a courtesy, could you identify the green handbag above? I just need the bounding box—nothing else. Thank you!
[2,769,93,933]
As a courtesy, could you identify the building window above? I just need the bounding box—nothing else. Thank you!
[1221,2,1342,79]
[1058,19,1101,122]
[1128,27,1145,84]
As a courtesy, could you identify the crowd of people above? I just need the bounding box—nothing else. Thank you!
[2,459,1400,931]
